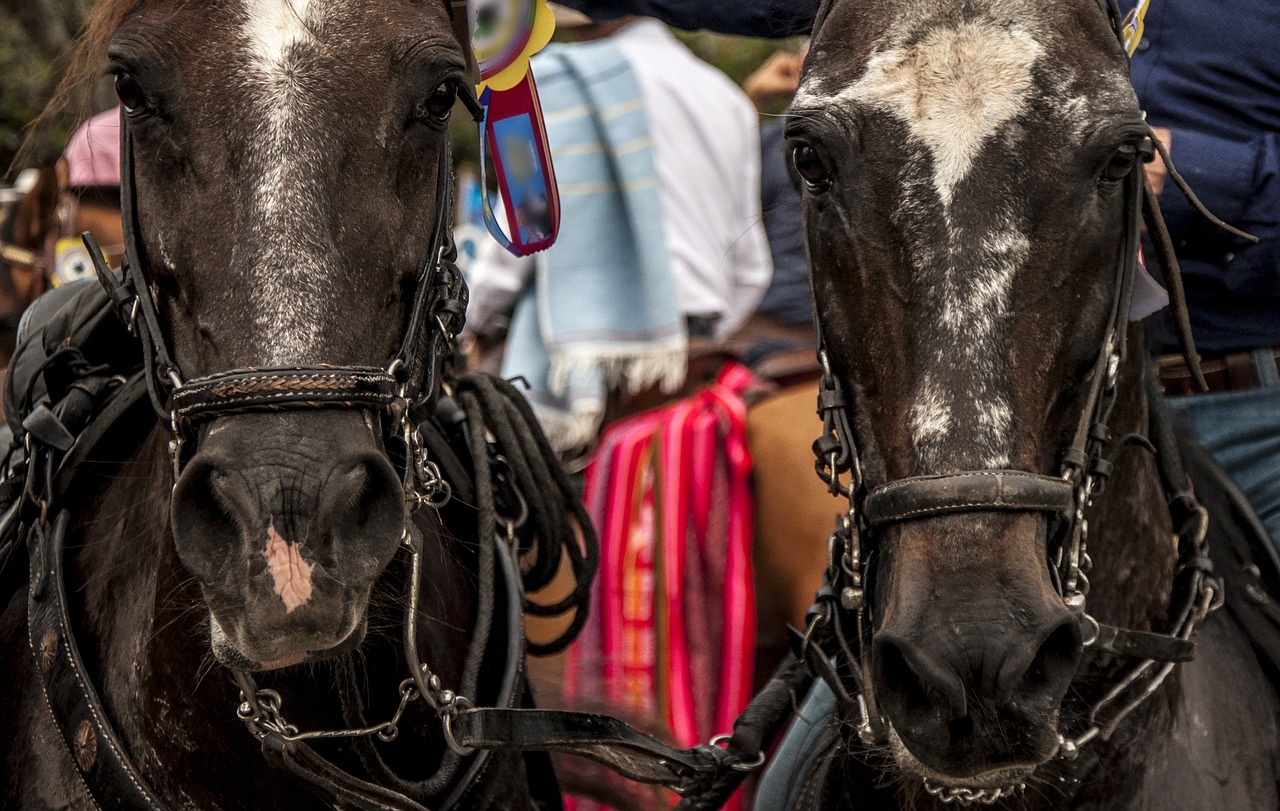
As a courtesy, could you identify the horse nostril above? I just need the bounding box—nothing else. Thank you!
[876,634,968,720]
[316,452,405,575]
[1021,617,1083,692]
[171,458,249,586]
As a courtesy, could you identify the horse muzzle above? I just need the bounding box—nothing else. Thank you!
[170,410,405,667]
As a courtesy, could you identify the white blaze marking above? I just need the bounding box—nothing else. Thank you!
[799,20,1043,207]
[241,0,329,363]
[797,12,1045,471]
[265,520,314,612]
[909,379,952,444]
[855,21,1041,205]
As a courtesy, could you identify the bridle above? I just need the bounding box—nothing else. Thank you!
[795,0,1231,802]
[90,92,478,472]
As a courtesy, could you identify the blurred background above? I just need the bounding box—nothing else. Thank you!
[1,2,795,179]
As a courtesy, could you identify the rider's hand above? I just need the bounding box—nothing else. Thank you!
[743,51,804,112]
[1146,126,1171,197]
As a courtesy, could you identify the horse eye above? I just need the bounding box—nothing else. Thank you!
[114,72,146,113]
[422,81,459,121]
[792,143,831,192]
[1103,143,1138,181]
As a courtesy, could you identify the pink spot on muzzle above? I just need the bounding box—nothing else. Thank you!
[265,521,314,613]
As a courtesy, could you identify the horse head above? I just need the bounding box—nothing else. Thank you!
[790,0,1148,790]
[102,0,470,670]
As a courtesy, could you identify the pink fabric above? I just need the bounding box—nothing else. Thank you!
[567,362,759,811]
[62,108,121,188]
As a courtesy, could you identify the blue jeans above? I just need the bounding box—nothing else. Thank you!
[1165,383,1280,554]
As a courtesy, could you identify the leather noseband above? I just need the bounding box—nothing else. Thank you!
[862,470,1075,526]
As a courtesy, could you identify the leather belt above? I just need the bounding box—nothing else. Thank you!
[1159,348,1280,396]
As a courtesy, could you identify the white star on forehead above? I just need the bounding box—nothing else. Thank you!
[799,19,1043,207]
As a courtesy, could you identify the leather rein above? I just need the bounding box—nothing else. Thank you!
[795,3,1240,802]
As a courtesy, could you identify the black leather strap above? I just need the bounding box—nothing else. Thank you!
[674,656,815,810]
[862,470,1074,526]
[259,734,432,811]
[171,366,397,423]
[1091,623,1195,662]
[27,509,167,810]
[449,706,728,791]
[446,658,815,803]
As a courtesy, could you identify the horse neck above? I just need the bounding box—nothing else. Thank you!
[69,428,490,805]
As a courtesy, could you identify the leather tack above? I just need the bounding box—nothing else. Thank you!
[863,470,1075,526]
[75,720,98,773]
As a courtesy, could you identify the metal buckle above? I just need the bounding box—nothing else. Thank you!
[708,734,766,773]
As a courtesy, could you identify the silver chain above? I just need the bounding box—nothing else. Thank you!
[924,780,1026,806]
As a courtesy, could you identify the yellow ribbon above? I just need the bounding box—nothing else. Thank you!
[1122,0,1150,57]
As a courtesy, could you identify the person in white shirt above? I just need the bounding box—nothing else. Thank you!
[466,15,772,344]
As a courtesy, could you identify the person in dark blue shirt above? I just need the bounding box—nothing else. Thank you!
[554,0,816,37]
[742,49,812,330]
[1132,0,1280,550]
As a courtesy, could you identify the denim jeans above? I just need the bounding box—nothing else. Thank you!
[1165,383,1280,554]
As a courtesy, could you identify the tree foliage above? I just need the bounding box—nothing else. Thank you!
[1,0,95,173]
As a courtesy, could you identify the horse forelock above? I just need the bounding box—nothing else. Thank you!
[797,0,1132,473]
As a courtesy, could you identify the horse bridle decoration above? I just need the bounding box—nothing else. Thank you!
[798,2,1242,800]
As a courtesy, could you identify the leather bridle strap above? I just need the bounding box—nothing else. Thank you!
[862,470,1075,526]
[445,656,817,808]
[450,707,728,789]
[111,112,181,419]
[259,737,431,811]
[27,510,167,810]
[171,366,397,423]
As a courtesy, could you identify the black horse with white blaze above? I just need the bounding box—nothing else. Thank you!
[761,0,1280,808]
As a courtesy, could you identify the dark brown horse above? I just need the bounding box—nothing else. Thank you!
[761,0,1280,807]
[0,1,587,808]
